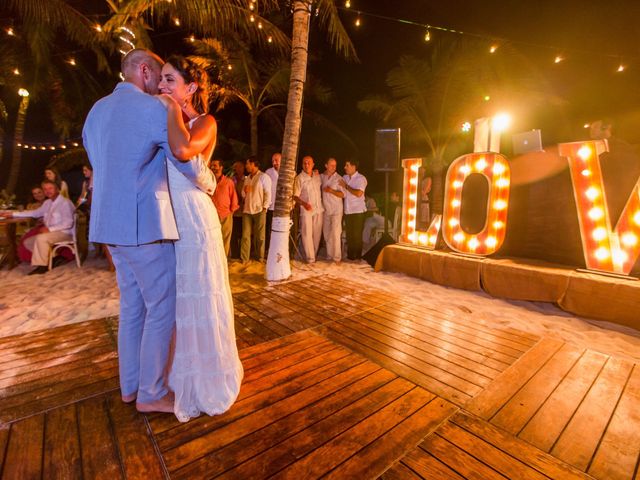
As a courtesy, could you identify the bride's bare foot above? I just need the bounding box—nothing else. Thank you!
[121,392,137,403]
[136,392,174,413]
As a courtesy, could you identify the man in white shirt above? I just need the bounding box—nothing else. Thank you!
[293,155,324,263]
[9,180,76,274]
[241,156,272,263]
[321,157,345,262]
[339,159,367,260]
[264,152,281,252]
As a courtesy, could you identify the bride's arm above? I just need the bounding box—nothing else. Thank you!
[160,95,217,160]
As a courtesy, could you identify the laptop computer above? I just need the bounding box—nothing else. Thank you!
[512,129,543,155]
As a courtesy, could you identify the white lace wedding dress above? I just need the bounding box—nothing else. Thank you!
[167,133,243,422]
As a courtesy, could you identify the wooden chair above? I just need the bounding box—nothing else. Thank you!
[48,213,81,270]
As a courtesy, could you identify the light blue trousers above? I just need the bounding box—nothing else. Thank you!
[109,242,176,403]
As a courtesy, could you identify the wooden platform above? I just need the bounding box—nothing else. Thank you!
[0,275,638,479]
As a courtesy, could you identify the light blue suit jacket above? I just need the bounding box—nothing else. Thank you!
[82,82,215,245]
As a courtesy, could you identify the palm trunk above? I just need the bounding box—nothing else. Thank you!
[5,95,29,194]
[265,0,311,281]
[250,109,258,156]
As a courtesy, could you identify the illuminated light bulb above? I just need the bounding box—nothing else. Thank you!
[486,236,498,248]
[583,123,590,129]
[6,28,14,36]
[173,17,180,26]
[621,232,638,247]
[461,122,471,132]
[18,88,29,97]
[408,194,417,203]
[493,220,504,229]
[249,14,255,22]
[475,158,487,171]
[345,0,351,7]
[451,199,461,208]
[592,227,607,241]
[496,177,510,188]
[418,234,428,245]
[72,142,79,147]
[613,250,628,264]
[68,58,76,66]
[634,210,640,226]
[408,220,416,228]
[468,238,479,250]
[40,146,46,150]
[554,55,563,64]
[13,68,19,75]
[595,247,610,261]
[16,142,21,147]
[429,235,437,244]
[49,146,55,150]
[94,24,102,32]
[493,163,506,175]
[588,207,604,221]
[410,164,420,172]
[577,145,591,160]
[459,165,471,174]
[227,64,233,70]
[249,2,255,10]
[355,17,361,27]
[453,232,465,243]
[188,35,195,42]
[31,146,36,150]
[493,199,507,210]
[617,65,625,73]
[23,145,29,149]
[452,180,463,189]
[408,232,417,242]
[267,36,273,43]
[448,218,459,227]
[492,113,511,132]
[484,95,491,101]
[409,178,418,186]
[424,29,431,42]
[490,44,498,53]
[585,186,600,201]
[60,145,66,149]
[408,209,416,219]
[581,169,591,177]
[258,21,263,29]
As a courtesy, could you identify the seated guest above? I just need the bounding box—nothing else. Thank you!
[210,158,239,257]
[26,186,46,211]
[44,167,69,199]
[76,164,93,213]
[6,180,75,275]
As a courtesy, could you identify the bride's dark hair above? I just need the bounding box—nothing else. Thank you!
[166,55,210,115]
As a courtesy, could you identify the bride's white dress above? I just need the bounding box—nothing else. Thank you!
[167,138,243,422]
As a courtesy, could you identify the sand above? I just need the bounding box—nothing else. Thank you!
[1,254,639,364]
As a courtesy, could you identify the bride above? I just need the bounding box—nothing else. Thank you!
[157,55,243,422]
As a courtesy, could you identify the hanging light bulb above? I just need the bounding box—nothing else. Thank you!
[188,35,195,42]
[6,27,15,36]
[13,68,20,75]
[67,58,77,66]
[355,16,361,27]
[267,35,273,43]
[489,44,498,53]
[258,21,263,29]
[617,64,625,72]
[250,14,255,22]
[94,24,103,32]
[554,55,563,64]
[173,17,181,26]
[424,28,431,42]
[345,0,351,7]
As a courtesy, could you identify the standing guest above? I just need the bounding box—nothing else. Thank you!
[230,159,246,259]
[26,185,46,210]
[44,167,70,199]
[241,156,271,263]
[6,180,75,274]
[293,155,324,263]
[339,159,367,260]
[210,158,239,257]
[264,152,281,251]
[321,157,344,262]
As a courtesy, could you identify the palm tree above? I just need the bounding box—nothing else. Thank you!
[358,38,562,216]
[4,89,29,194]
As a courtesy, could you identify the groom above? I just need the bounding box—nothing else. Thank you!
[83,49,215,413]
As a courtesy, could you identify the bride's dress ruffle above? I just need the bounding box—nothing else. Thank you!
[167,155,243,423]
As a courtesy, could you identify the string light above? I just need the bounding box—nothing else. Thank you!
[617,64,625,72]
[13,68,20,75]
[345,0,351,7]
[188,35,195,42]
[67,58,76,66]
[490,44,498,53]
[355,16,361,27]
[94,24,102,32]
[554,55,563,64]
[424,28,431,42]
[267,35,273,43]
[6,27,14,36]
[173,17,180,26]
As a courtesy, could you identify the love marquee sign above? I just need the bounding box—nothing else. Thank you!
[400,140,640,277]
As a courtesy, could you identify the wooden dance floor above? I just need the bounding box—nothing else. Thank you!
[0,275,638,479]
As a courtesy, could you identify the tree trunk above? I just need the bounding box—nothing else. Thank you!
[5,96,29,194]
[265,0,311,281]
[250,109,258,156]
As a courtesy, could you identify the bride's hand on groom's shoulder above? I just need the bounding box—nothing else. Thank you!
[156,93,176,109]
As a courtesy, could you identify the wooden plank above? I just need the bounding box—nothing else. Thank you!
[234,299,297,336]
[491,343,584,435]
[151,348,362,439]
[466,337,565,419]
[420,433,508,480]
[519,349,609,451]
[238,329,318,360]
[436,421,548,480]
[589,364,640,479]
[2,414,44,480]
[77,396,123,480]
[43,404,82,480]
[272,386,437,479]
[324,397,458,480]
[325,320,482,397]
[319,324,472,405]
[452,412,592,480]
[552,356,634,471]
[242,331,331,373]
[212,377,416,480]
[380,460,426,480]
[0,319,111,352]
[173,367,395,479]
[400,449,467,480]
[107,391,167,479]
[0,424,9,473]
[162,360,384,472]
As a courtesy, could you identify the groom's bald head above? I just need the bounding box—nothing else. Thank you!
[121,49,164,94]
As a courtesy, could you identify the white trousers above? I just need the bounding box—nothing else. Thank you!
[23,231,72,266]
[323,213,342,262]
[299,212,323,263]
